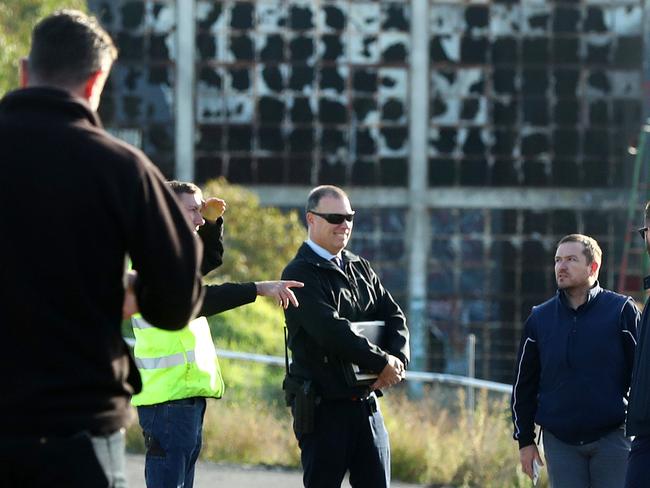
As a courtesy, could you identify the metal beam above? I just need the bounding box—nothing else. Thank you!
[247,186,628,211]
[175,0,195,181]
[406,0,431,390]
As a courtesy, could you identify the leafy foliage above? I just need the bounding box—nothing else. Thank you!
[207,299,286,402]
[201,178,306,283]
[0,0,87,97]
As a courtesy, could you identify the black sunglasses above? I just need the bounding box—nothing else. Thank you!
[309,211,355,225]
[638,227,648,239]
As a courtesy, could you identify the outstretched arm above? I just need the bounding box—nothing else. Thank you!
[254,280,304,309]
[200,280,304,317]
[124,277,304,318]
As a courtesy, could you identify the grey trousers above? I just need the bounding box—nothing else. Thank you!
[0,428,127,487]
[91,429,128,488]
[543,428,630,488]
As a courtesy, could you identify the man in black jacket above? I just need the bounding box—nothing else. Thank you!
[625,201,650,488]
[0,10,203,487]
[282,185,410,488]
[511,234,638,488]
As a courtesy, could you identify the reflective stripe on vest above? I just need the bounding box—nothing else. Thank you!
[135,350,196,370]
[131,316,224,406]
[132,319,154,329]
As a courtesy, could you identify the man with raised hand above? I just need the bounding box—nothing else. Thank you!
[130,180,303,488]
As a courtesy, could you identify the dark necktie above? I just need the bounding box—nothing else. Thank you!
[332,256,344,270]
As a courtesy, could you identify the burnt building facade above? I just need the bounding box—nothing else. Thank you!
[91,0,648,382]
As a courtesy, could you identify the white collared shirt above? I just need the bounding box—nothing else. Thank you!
[305,239,342,263]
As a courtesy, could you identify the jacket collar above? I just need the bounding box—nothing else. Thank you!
[0,87,102,128]
[305,239,338,261]
[558,280,602,311]
[297,242,361,268]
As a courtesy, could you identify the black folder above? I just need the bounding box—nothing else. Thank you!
[341,320,386,386]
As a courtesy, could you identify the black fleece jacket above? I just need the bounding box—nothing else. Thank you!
[626,288,650,437]
[0,87,203,436]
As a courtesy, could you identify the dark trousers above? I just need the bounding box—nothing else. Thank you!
[624,434,650,488]
[0,430,125,487]
[543,428,630,488]
[137,397,207,488]
[295,396,390,488]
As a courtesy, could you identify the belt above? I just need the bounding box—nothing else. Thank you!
[163,397,203,406]
[349,395,369,402]
[325,392,374,402]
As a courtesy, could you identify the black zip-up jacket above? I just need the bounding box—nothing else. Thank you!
[626,286,650,437]
[511,284,638,448]
[0,87,203,437]
[282,243,409,399]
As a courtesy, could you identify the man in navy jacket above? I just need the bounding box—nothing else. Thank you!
[625,201,650,488]
[511,234,639,488]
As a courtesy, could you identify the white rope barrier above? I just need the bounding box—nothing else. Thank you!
[124,338,512,394]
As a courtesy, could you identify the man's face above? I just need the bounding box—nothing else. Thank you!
[307,195,353,255]
[554,242,596,290]
[179,191,205,232]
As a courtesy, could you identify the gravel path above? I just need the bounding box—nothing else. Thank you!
[126,453,426,487]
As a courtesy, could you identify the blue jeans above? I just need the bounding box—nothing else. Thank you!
[0,429,126,487]
[543,428,630,488]
[137,398,207,488]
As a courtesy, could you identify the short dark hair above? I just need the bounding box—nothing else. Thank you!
[167,180,201,196]
[28,10,117,88]
[557,234,602,267]
[305,185,349,213]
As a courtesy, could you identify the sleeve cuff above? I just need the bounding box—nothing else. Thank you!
[517,435,536,449]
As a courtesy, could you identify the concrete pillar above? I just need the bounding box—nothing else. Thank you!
[175,0,195,181]
[406,0,430,394]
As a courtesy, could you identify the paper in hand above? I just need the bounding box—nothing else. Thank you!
[532,459,542,486]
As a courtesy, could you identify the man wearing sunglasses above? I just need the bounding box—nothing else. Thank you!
[625,204,650,488]
[281,185,410,488]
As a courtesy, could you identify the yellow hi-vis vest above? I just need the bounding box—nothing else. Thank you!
[131,315,224,406]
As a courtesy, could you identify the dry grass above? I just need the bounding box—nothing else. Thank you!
[201,399,300,466]
[383,388,537,487]
[126,385,547,487]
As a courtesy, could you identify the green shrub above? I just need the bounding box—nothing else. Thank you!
[0,0,88,97]
[201,177,305,283]
[207,298,286,402]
